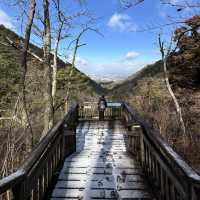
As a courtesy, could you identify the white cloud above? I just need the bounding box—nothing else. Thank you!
[66,50,146,80]
[76,57,88,66]
[66,53,89,67]
[75,55,147,81]
[125,51,140,60]
[0,9,14,29]
[169,0,183,3]
[107,13,137,32]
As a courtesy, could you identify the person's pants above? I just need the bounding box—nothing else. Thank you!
[99,109,105,120]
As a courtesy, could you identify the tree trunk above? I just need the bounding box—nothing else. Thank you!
[43,0,54,136]
[163,57,186,138]
[65,38,78,103]
[20,0,36,149]
[72,39,79,68]
[52,21,63,106]
[52,38,59,106]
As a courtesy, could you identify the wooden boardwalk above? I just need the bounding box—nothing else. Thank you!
[51,120,154,200]
[1,103,200,200]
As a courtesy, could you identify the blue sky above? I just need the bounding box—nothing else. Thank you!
[0,0,198,80]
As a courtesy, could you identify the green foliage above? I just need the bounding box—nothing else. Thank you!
[0,25,105,107]
[169,15,200,89]
[0,26,22,105]
[111,60,163,98]
[0,25,106,176]
[0,24,105,137]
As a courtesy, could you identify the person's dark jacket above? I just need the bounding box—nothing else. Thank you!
[98,97,107,110]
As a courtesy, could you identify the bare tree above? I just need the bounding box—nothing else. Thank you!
[48,0,91,110]
[119,0,199,32]
[119,0,200,9]
[161,0,200,9]
[19,0,95,133]
[158,34,186,140]
[0,1,36,199]
[119,0,144,8]
[51,0,86,107]
[19,0,36,148]
[65,26,102,107]
[53,24,102,112]
[52,0,69,106]
[43,0,54,136]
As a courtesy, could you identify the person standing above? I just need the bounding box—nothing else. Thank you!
[98,95,107,120]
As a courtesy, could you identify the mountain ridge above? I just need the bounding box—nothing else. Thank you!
[0,25,105,103]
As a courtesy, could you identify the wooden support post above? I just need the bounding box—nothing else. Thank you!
[140,133,144,166]
[64,101,68,113]
[62,122,76,158]
[12,181,30,200]
[12,184,24,200]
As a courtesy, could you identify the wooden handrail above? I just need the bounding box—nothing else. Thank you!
[0,104,79,199]
[21,104,78,172]
[0,171,25,194]
[122,102,200,200]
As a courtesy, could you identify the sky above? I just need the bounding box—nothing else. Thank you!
[0,0,198,81]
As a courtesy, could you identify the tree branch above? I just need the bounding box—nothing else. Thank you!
[4,36,43,62]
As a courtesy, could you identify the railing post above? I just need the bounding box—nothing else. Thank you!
[126,123,141,162]
[64,101,69,113]
[61,105,78,159]
[12,179,30,200]
[12,183,24,200]
[191,185,200,200]
[140,127,145,167]
[76,104,79,124]
[62,123,76,158]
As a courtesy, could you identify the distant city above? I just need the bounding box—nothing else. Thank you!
[89,73,128,82]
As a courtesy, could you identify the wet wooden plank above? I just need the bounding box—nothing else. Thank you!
[60,167,87,174]
[52,188,152,199]
[91,181,148,190]
[51,188,82,198]
[89,189,153,199]
[59,173,144,182]
[58,173,87,181]
[55,180,86,189]
[51,199,78,200]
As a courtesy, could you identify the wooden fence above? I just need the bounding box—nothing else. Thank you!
[78,101,122,120]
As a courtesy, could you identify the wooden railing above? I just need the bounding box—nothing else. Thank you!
[78,101,122,120]
[122,103,200,200]
[0,104,79,200]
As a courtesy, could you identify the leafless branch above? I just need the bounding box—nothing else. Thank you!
[119,0,144,8]
[4,36,43,62]
[161,0,200,9]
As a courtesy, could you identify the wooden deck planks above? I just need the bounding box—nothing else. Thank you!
[51,120,155,200]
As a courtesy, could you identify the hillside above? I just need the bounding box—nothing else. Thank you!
[0,25,105,174]
[110,60,163,97]
[0,25,104,153]
[0,25,105,106]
